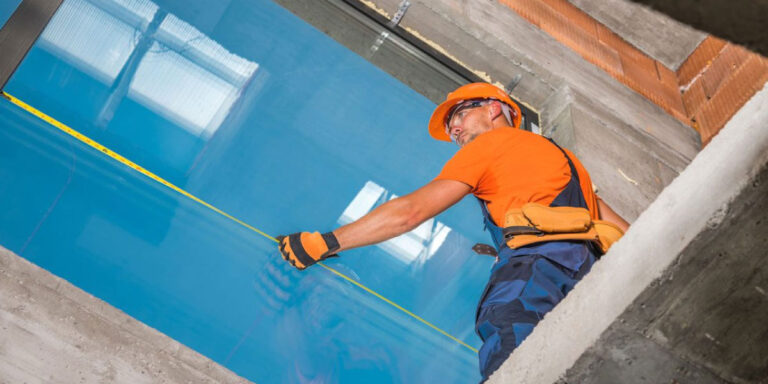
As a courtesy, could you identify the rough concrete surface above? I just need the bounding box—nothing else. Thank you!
[544,88,690,220]
[354,0,700,222]
[569,0,707,70]
[562,322,726,384]
[488,83,768,383]
[628,0,768,58]
[0,247,251,384]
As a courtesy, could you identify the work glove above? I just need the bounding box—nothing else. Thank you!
[276,232,340,270]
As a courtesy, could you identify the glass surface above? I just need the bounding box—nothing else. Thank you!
[0,0,22,27]
[1,0,495,382]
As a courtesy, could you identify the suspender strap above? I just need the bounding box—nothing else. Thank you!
[475,138,590,253]
[546,138,588,210]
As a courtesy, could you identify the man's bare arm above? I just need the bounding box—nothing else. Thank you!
[334,179,471,252]
[597,196,630,232]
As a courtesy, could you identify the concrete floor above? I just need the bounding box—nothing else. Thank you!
[0,246,250,383]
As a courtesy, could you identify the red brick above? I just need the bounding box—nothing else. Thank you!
[500,0,623,77]
[694,54,768,144]
[700,44,750,98]
[500,0,686,123]
[677,36,727,88]
[682,79,707,118]
[656,60,679,88]
[539,0,598,37]
[619,71,662,105]
[596,24,649,64]
[540,13,622,77]
[619,52,664,98]
[500,0,544,27]
[658,83,686,118]
[621,51,658,80]
[670,107,692,124]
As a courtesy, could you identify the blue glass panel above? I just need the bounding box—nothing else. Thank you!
[0,0,21,27]
[1,0,494,382]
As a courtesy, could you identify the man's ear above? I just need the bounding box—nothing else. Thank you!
[488,100,503,120]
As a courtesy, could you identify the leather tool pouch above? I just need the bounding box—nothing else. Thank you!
[503,203,599,250]
[593,220,624,253]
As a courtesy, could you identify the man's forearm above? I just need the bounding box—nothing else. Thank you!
[333,197,423,252]
[597,197,629,232]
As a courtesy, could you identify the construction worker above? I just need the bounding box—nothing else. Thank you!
[277,82,629,381]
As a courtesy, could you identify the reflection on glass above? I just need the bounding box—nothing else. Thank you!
[339,181,451,265]
[39,0,258,138]
[3,0,489,381]
[129,14,258,137]
[38,0,146,84]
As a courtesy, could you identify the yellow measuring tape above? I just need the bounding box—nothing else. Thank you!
[1,91,478,354]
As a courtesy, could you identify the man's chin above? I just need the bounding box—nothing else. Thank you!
[459,135,476,147]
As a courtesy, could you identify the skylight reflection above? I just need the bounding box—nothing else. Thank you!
[338,181,452,265]
[37,0,259,138]
[39,0,140,85]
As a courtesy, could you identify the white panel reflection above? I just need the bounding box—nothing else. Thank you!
[155,14,257,85]
[128,15,258,137]
[39,0,144,84]
[38,0,259,138]
[338,181,452,265]
[129,41,240,137]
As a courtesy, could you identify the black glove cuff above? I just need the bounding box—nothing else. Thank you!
[321,232,340,255]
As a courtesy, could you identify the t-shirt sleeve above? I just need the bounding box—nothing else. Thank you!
[434,140,491,192]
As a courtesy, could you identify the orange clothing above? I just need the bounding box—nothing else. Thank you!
[435,127,599,226]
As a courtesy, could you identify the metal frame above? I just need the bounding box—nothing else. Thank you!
[0,0,63,90]
[341,0,539,131]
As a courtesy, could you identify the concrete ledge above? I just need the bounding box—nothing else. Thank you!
[0,247,251,383]
[627,0,768,58]
[568,0,707,70]
[489,83,768,383]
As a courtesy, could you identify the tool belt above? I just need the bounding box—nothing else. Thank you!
[503,203,624,254]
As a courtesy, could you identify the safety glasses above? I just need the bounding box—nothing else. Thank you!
[444,99,490,138]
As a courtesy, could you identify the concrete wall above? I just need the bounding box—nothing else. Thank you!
[0,246,251,384]
[489,83,768,383]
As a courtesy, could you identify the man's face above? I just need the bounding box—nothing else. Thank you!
[446,100,494,147]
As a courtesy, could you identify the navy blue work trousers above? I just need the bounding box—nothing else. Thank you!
[475,241,597,381]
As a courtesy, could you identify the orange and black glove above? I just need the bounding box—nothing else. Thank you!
[276,232,340,270]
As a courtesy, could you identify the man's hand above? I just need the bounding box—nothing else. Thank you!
[276,232,340,270]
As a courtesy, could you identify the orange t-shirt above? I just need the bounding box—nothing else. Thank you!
[435,127,599,226]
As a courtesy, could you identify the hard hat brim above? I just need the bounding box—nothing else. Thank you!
[428,97,463,142]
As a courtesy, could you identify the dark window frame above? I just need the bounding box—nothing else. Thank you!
[0,0,63,90]
[341,0,539,131]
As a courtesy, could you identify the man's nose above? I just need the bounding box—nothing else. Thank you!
[449,124,462,137]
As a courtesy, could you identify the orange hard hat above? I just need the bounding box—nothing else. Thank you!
[428,82,523,142]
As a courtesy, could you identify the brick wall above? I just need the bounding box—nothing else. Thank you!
[499,0,768,145]
[679,37,768,144]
